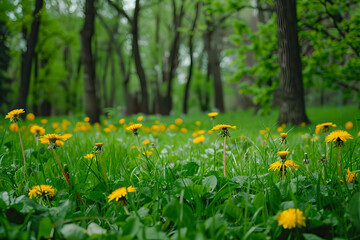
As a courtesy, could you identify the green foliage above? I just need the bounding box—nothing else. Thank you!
[229,15,279,114]
[228,0,360,114]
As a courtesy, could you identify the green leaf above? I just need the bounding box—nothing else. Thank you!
[87,222,106,236]
[203,175,217,192]
[347,192,360,230]
[60,224,87,240]
[303,233,326,240]
[253,192,265,210]
[37,218,52,240]
[49,200,72,222]
[182,162,199,176]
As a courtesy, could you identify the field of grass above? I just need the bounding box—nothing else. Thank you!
[0,106,359,239]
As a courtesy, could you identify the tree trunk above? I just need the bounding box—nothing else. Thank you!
[182,3,200,114]
[132,0,149,114]
[275,0,310,125]
[80,0,100,123]
[16,0,43,109]
[204,14,225,113]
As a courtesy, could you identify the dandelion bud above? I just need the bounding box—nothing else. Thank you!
[303,153,309,165]
[318,154,327,165]
[94,143,104,153]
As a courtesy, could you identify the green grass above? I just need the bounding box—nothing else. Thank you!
[0,105,359,239]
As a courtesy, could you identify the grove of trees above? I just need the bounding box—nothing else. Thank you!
[0,0,359,124]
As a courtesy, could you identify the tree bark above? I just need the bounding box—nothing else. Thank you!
[16,0,43,109]
[204,14,225,113]
[80,0,100,123]
[275,0,310,125]
[182,3,200,114]
[160,0,185,115]
[132,0,149,114]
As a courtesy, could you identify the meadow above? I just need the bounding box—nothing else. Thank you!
[0,106,359,240]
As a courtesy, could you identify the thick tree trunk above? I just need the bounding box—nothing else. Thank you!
[275,0,309,125]
[182,3,200,114]
[16,0,43,109]
[132,0,149,114]
[80,0,100,123]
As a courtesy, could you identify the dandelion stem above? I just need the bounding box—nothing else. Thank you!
[223,135,227,177]
[53,150,86,207]
[281,164,285,181]
[338,147,341,177]
[135,135,141,154]
[16,122,26,172]
[325,141,328,159]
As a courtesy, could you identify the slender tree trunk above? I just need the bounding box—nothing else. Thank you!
[16,0,43,109]
[183,3,200,114]
[132,0,149,114]
[109,52,116,107]
[63,46,73,114]
[275,0,309,125]
[102,42,111,108]
[204,14,225,113]
[80,0,100,123]
[32,53,39,115]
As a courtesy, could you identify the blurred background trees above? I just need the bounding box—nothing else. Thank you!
[0,0,359,124]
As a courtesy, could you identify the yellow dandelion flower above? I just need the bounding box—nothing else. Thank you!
[193,135,205,144]
[346,169,358,183]
[281,123,287,129]
[140,150,152,157]
[208,112,218,118]
[175,118,183,125]
[192,132,198,137]
[276,208,306,229]
[259,130,266,135]
[345,121,353,130]
[280,133,288,139]
[195,121,200,126]
[104,128,111,133]
[39,134,67,149]
[137,116,143,121]
[119,118,125,124]
[211,124,236,131]
[84,117,90,122]
[107,186,136,202]
[9,123,19,132]
[84,153,95,160]
[325,130,353,145]
[180,128,188,133]
[142,140,150,145]
[268,161,283,171]
[29,185,55,199]
[197,130,205,135]
[126,123,142,132]
[26,113,35,121]
[5,109,25,122]
[277,127,284,132]
[40,119,48,124]
[277,151,290,159]
[315,122,336,134]
[300,122,306,127]
[30,125,45,135]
